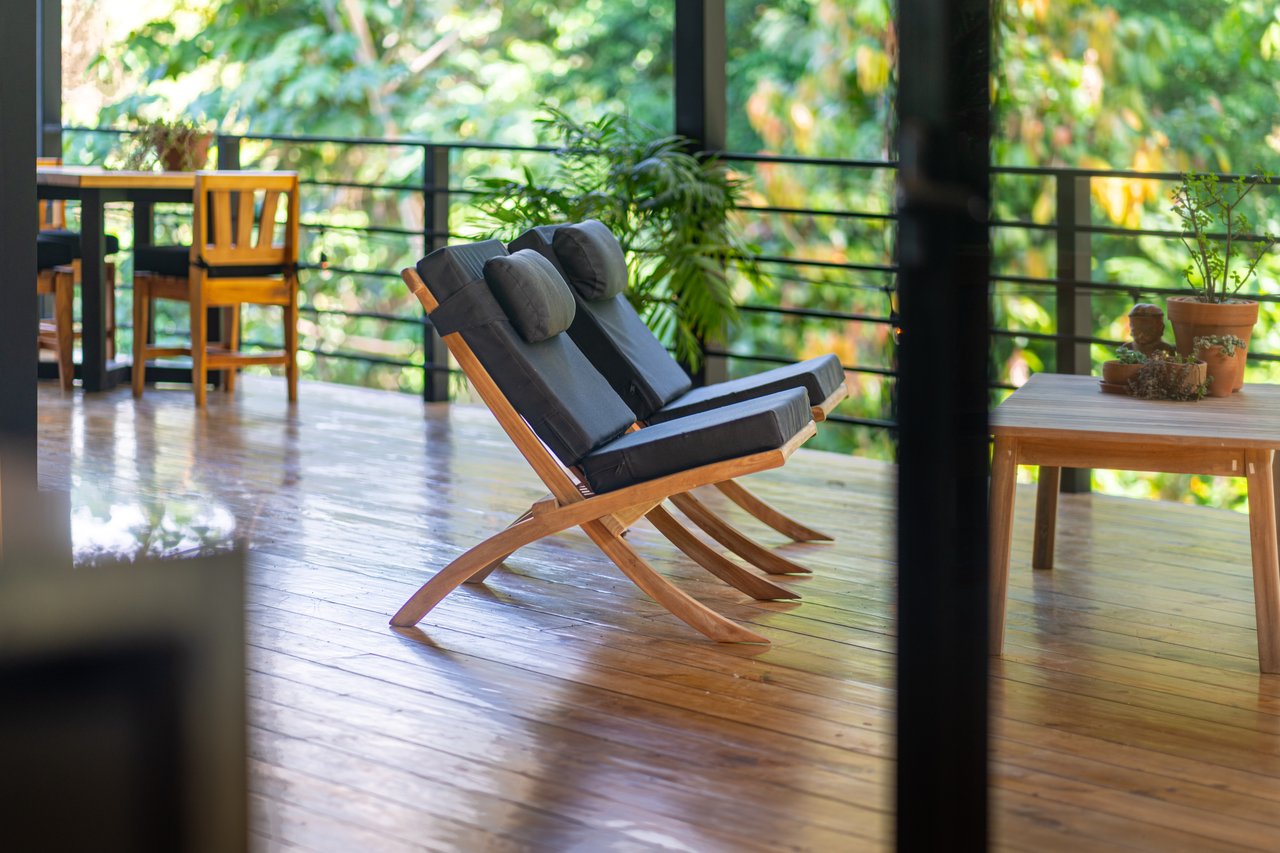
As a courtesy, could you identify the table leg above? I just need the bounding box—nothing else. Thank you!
[1246,448,1280,674]
[1033,466,1060,570]
[989,436,1018,655]
[79,189,110,391]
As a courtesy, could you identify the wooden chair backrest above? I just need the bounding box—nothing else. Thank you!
[36,157,65,231]
[191,171,299,269]
[401,267,586,506]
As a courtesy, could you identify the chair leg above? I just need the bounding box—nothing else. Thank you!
[645,505,798,601]
[105,261,117,361]
[53,271,75,393]
[582,518,769,643]
[132,276,149,398]
[391,515,557,627]
[464,508,534,585]
[285,274,299,403]
[669,492,812,575]
[190,275,208,408]
[224,305,240,394]
[713,480,833,542]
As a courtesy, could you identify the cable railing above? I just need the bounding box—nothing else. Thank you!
[53,124,1280,451]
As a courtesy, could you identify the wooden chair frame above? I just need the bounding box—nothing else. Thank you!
[133,171,300,406]
[397,267,822,642]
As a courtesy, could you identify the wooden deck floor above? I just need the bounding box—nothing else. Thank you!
[36,377,1280,852]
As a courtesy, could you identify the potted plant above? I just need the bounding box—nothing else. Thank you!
[1099,346,1147,394]
[467,107,763,370]
[1193,333,1247,397]
[1129,352,1209,401]
[1167,172,1277,391]
[122,117,214,172]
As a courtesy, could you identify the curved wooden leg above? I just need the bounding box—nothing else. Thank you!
[464,507,535,585]
[391,515,554,627]
[714,480,833,542]
[670,492,812,575]
[646,505,798,601]
[582,519,769,644]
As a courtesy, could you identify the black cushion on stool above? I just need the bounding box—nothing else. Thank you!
[579,388,810,493]
[40,228,120,257]
[134,245,284,279]
[36,236,75,270]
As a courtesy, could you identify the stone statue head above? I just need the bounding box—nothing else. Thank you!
[1128,303,1166,346]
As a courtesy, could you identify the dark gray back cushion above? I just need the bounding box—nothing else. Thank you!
[416,241,635,467]
[509,224,693,420]
[483,250,576,343]
[551,219,628,300]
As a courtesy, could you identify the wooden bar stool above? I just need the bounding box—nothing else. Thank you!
[37,157,119,360]
[132,171,300,406]
[36,238,76,391]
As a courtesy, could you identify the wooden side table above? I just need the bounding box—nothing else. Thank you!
[989,373,1280,673]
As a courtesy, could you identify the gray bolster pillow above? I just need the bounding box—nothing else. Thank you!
[483,249,577,343]
[551,219,628,301]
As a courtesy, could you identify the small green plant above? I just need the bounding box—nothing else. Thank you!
[1129,352,1207,401]
[1170,172,1279,303]
[1112,346,1148,365]
[1193,333,1246,358]
[468,107,764,369]
[121,117,213,171]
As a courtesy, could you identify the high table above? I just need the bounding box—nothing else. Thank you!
[37,166,195,391]
[989,372,1280,673]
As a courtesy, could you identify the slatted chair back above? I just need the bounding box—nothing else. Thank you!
[190,171,299,270]
[36,157,66,231]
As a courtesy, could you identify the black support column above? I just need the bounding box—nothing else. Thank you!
[894,0,991,849]
[1,1,40,562]
[674,0,728,384]
[36,0,60,156]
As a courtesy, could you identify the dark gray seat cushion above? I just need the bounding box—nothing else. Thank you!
[509,225,692,419]
[580,388,810,493]
[416,241,636,468]
[36,236,75,270]
[134,245,284,279]
[551,219,629,300]
[483,250,576,343]
[648,354,846,424]
[39,228,120,258]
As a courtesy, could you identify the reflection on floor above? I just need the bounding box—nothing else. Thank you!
[37,377,1280,851]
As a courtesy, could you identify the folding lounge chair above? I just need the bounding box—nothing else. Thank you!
[509,220,850,547]
[395,240,819,642]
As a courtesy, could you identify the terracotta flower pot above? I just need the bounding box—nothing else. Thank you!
[1166,296,1256,391]
[1199,345,1244,398]
[158,134,213,172]
[1099,360,1143,394]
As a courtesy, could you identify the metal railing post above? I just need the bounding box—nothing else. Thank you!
[1055,172,1094,492]
[421,144,451,402]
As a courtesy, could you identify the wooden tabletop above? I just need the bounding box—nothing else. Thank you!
[991,372,1280,449]
[36,165,196,189]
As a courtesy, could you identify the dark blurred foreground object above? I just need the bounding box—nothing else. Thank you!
[0,550,247,853]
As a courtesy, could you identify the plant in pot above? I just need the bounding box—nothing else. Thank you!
[1129,352,1209,402]
[1168,171,1278,391]
[1099,346,1147,394]
[468,107,764,370]
[122,117,214,172]
[1193,334,1247,398]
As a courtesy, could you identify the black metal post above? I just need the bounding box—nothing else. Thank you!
[421,144,451,402]
[0,1,39,562]
[36,0,59,157]
[1055,173,1093,492]
[895,0,991,848]
[675,0,728,385]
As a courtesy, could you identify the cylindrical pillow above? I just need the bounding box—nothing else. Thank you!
[482,249,577,343]
[550,219,628,301]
